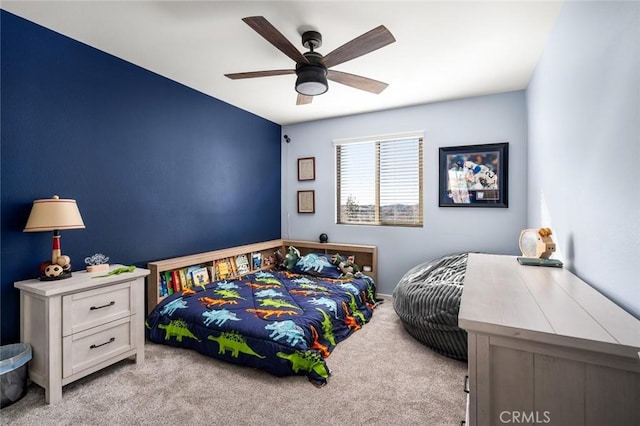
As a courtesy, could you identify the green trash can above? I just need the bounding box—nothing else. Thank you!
[0,343,32,408]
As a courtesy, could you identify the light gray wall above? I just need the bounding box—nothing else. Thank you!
[282,91,528,295]
[526,1,640,318]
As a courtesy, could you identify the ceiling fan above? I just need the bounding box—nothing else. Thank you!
[224,16,396,105]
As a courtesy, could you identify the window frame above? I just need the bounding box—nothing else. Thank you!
[334,131,424,227]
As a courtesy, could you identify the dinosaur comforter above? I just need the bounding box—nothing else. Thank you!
[146,256,377,386]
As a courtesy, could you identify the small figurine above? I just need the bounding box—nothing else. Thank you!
[85,253,110,272]
[263,254,276,266]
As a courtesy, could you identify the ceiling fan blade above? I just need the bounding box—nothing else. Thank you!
[323,25,395,68]
[242,16,309,64]
[327,70,389,94]
[225,69,295,80]
[296,94,313,105]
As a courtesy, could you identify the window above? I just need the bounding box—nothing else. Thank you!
[335,132,423,227]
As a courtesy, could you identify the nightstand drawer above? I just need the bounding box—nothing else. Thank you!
[63,281,133,336]
[62,316,133,378]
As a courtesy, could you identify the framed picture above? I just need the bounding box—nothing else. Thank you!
[297,190,315,214]
[439,142,508,207]
[297,157,316,181]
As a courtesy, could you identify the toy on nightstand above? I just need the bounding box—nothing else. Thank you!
[517,227,563,267]
[519,227,556,259]
[39,254,72,280]
[92,265,135,278]
[85,253,110,272]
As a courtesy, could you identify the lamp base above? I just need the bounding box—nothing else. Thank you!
[38,271,72,281]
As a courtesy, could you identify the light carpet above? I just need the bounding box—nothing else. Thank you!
[1,296,467,425]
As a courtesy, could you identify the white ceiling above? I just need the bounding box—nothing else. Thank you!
[2,1,562,125]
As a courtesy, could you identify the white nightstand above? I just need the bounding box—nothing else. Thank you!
[14,265,150,404]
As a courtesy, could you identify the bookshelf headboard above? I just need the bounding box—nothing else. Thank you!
[146,239,377,314]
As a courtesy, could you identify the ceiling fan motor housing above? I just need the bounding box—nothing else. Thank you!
[295,51,328,96]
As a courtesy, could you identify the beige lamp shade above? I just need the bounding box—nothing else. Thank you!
[24,195,85,232]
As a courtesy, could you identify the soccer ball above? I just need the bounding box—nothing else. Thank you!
[56,255,72,271]
[44,264,64,278]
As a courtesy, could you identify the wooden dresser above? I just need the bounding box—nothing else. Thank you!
[459,253,640,426]
[15,265,149,404]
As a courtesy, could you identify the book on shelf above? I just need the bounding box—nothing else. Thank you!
[178,268,190,289]
[251,251,262,269]
[228,256,238,278]
[164,271,174,295]
[185,266,200,288]
[215,258,232,280]
[235,254,250,275]
[191,267,210,287]
[171,269,181,292]
[159,273,168,297]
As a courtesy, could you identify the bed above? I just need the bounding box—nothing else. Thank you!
[145,251,378,386]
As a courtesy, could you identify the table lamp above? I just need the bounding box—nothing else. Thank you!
[24,195,85,280]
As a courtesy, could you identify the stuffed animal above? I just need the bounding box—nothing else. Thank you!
[330,253,360,278]
[283,246,300,270]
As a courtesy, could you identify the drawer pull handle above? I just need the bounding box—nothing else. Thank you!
[464,375,470,393]
[90,337,115,349]
[90,301,115,310]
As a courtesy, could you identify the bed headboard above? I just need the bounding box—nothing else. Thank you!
[146,239,377,314]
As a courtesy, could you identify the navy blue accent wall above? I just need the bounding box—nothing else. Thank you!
[1,11,282,344]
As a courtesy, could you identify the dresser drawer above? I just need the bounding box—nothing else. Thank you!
[62,281,133,336]
[62,316,133,378]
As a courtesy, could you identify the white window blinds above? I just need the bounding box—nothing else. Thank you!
[336,133,423,226]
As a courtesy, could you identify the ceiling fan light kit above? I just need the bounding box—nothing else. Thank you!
[225,16,396,104]
[295,49,328,96]
[295,69,328,96]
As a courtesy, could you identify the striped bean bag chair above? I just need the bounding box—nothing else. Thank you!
[393,253,469,361]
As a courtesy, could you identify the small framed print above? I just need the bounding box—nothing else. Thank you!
[297,157,316,181]
[297,190,315,214]
[439,142,509,207]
